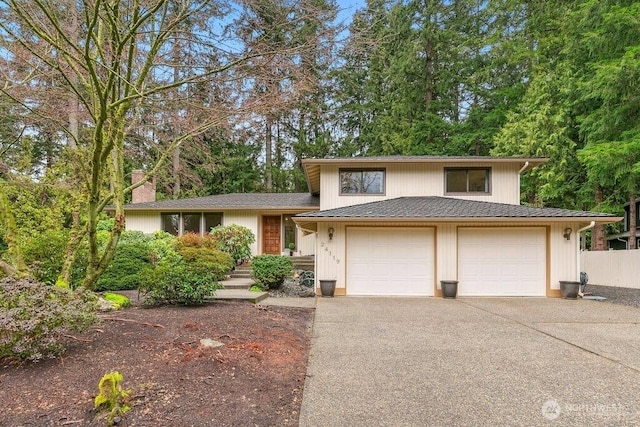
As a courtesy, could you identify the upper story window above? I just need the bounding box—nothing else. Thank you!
[340,169,385,195]
[445,168,491,194]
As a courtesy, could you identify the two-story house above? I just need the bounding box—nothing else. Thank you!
[607,200,640,250]
[122,156,620,297]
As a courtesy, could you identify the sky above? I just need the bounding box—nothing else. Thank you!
[335,0,366,26]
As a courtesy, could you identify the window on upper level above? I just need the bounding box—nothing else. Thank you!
[340,169,385,195]
[445,168,491,194]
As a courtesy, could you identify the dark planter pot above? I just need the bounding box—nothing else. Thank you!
[319,280,336,297]
[560,281,580,299]
[441,280,458,299]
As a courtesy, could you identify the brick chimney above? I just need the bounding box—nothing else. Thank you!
[131,170,156,203]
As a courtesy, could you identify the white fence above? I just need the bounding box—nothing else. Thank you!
[580,250,640,289]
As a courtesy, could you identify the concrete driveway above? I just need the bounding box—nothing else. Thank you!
[299,298,640,426]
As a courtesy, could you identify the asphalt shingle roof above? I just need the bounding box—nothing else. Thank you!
[304,155,546,162]
[123,193,319,211]
[295,197,617,219]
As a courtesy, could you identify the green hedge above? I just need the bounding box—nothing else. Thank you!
[96,239,152,291]
[178,246,233,281]
[139,263,221,306]
[250,255,293,290]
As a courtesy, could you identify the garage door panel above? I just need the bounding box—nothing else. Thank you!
[347,227,434,296]
[458,228,546,297]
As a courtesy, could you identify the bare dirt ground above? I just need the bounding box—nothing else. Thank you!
[0,300,314,426]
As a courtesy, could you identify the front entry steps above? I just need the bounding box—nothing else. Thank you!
[212,277,268,303]
[212,289,268,304]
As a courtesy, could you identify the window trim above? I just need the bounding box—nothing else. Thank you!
[444,167,491,195]
[339,168,386,196]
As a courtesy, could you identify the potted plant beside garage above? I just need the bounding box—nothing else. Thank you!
[441,280,458,299]
[559,280,580,299]
[319,278,337,297]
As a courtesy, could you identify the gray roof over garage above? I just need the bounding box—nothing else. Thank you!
[294,197,619,222]
[121,193,320,211]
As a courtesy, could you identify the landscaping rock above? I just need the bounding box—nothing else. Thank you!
[269,274,316,298]
[199,338,225,348]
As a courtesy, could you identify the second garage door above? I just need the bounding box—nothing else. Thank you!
[347,227,434,296]
[458,227,546,296]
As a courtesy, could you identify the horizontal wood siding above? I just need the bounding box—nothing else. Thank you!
[320,163,521,210]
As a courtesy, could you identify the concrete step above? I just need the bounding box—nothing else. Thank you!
[211,289,268,304]
[221,277,254,290]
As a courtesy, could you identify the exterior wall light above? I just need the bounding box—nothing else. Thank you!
[328,227,335,240]
[563,227,572,240]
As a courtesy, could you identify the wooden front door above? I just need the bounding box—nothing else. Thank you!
[262,216,281,255]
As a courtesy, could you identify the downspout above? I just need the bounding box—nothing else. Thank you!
[517,162,529,202]
[518,161,530,174]
[577,221,596,295]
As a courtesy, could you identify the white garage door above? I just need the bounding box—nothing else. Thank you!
[347,227,434,296]
[458,227,546,296]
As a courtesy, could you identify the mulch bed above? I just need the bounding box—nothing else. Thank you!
[0,301,314,426]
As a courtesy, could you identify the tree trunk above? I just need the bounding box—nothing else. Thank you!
[265,116,273,191]
[591,186,607,251]
[629,192,637,250]
[0,181,27,276]
[172,146,181,199]
[58,211,84,287]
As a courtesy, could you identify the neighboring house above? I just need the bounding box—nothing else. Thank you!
[123,156,620,297]
[607,200,640,250]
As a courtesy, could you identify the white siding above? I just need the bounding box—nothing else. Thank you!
[126,212,161,234]
[319,163,521,210]
[315,222,346,289]
[298,230,315,256]
[550,222,578,290]
[436,224,457,287]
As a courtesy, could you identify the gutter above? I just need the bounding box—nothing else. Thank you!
[577,221,596,295]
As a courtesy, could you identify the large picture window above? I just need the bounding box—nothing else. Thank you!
[204,213,223,234]
[445,168,490,193]
[161,213,180,235]
[340,169,385,195]
[161,212,223,236]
